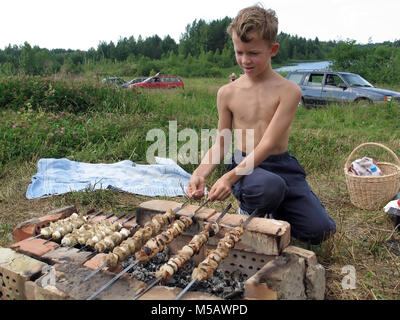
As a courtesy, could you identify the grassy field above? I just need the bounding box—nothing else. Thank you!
[0,75,399,300]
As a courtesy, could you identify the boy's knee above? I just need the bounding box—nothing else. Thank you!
[301,217,337,245]
[242,174,287,209]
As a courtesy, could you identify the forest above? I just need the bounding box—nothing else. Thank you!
[0,17,399,83]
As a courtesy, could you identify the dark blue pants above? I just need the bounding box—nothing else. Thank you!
[227,150,336,245]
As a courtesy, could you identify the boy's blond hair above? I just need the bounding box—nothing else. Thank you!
[227,4,278,44]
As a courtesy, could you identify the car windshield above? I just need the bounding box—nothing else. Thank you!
[142,77,153,83]
[341,74,373,87]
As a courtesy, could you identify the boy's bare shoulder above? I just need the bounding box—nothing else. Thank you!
[275,73,302,98]
[216,81,239,106]
[218,81,236,96]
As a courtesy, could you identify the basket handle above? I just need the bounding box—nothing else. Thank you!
[345,142,400,170]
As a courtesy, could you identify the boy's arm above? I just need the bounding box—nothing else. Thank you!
[187,86,233,198]
[208,82,301,200]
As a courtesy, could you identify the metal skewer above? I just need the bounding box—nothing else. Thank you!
[112,213,127,222]
[43,211,110,245]
[76,213,125,252]
[78,261,108,286]
[174,208,258,300]
[86,260,140,300]
[42,238,54,245]
[189,199,210,218]
[132,203,232,300]
[66,212,115,251]
[28,234,44,241]
[84,214,140,259]
[240,208,259,228]
[77,214,136,253]
[79,202,189,286]
[119,214,136,226]
[87,210,105,220]
[131,277,160,300]
[26,209,101,241]
[174,279,196,300]
[50,211,105,250]
[84,200,207,299]
[173,198,190,213]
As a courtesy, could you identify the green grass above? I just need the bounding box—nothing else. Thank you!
[0,75,399,300]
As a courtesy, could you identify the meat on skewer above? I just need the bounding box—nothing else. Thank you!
[79,205,185,286]
[132,204,232,301]
[60,214,115,246]
[191,226,243,282]
[174,209,258,300]
[134,216,193,262]
[94,228,131,252]
[83,200,210,300]
[85,200,207,300]
[155,219,222,282]
[40,213,88,238]
[105,208,175,267]
[59,212,130,246]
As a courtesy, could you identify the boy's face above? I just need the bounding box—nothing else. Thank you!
[232,31,279,77]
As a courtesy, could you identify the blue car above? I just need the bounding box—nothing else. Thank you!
[286,70,400,107]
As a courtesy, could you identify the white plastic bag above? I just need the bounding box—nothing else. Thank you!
[384,199,400,213]
[349,157,383,176]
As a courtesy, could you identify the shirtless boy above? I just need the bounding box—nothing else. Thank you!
[187,5,336,245]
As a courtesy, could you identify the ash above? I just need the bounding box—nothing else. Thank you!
[122,248,246,300]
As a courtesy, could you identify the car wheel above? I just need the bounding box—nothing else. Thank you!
[299,98,311,109]
[354,98,372,105]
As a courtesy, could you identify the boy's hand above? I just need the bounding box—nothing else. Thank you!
[187,175,205,199]
[208,176,232,201]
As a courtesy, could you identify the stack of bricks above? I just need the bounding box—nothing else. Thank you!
[136,200,326,300]
[2,206,142,300]
[0,201,326,300]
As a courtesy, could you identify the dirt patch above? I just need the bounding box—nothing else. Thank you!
[1,161,399,300]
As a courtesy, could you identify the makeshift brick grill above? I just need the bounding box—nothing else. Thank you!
[0,201,326,300]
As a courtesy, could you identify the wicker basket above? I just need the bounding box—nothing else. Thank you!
[344,142,400,210]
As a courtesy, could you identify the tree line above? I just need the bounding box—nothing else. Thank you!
[0,17,333,77]
[0,17,398,82]
[331,40,400,84]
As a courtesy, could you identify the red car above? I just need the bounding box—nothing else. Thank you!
[129,74,184,89]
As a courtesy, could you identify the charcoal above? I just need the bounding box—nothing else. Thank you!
[223,286,234,295]
[126,248,247,299]
[212,282,225,293]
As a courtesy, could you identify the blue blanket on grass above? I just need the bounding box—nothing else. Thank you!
[26,157,191,200]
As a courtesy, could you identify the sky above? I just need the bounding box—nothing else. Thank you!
[1,0,400,51]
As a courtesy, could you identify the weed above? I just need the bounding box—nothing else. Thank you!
[0,76,399,300]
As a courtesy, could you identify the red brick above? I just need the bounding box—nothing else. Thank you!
[24,280,71,300]
[83,253,123,274]
[13,206,77,242]
[10,239,58,257]
[83,253,107,270]
[91,215,108,223]
[138,199,216,221]
[0,248,47,300]
[24,281,37,300]
[283,245,318,266]
[13,223,37,243]
[42,247,95,265]
[209,213,290,238]
[123,219,137,229]
[244,279,278,300]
